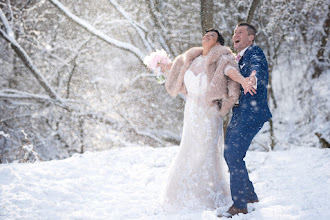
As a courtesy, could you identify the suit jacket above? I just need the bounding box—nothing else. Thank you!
[234,45,272,125]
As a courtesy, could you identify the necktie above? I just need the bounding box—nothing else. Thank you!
[236,54,241,62]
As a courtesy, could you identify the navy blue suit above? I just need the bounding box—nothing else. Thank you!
[224,45,272,209]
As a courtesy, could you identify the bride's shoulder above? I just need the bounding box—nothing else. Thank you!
[183,47,203,60]
[214,45,234,55]
[207,45,234,63]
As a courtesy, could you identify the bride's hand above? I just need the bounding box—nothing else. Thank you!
[244,71,257,95]
[215,99,222,110]
[157,63,172,74]
[156,63,165,73]
[248,71,257,89]
[242,77,257,95]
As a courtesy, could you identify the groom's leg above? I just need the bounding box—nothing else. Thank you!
[224,120,264,209]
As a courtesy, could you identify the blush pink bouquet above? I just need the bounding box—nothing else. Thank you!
[143,49,171,84]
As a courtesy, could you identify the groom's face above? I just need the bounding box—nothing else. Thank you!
[232,26,254,52]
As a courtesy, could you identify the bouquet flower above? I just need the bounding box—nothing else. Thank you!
[143,49,172,84]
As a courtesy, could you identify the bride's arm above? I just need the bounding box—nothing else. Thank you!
[226,68,256,95]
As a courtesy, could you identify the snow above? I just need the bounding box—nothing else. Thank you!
[1,146,329,219]
[0,131,10,138]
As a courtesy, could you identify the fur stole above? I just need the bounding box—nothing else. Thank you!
[165,44,240,117]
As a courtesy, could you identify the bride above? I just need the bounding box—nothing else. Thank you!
[158,29,254,212]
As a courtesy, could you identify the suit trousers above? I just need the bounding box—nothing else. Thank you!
[224,114,265,209]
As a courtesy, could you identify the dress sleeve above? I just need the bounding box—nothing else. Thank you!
[165,55,187,97]
[222,53,239,76]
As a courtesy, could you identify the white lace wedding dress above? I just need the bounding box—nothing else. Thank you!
[160,56,231,212]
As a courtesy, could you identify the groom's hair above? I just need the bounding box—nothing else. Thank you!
[237,23,257,41]
[205,28,225,46]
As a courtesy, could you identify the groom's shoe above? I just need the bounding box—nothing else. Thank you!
[247,199,259,204]
[217,205,248,218]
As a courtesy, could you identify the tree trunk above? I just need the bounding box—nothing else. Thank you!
[201,0,214,33]
[312,4,329,78]
[79,118,85,153]
[246,0,262,23]
[315,132,330,148]
[267,61,276,150]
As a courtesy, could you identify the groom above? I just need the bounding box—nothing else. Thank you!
[220,23,272,217]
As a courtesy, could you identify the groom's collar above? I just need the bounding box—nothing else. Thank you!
[238,44,253,57]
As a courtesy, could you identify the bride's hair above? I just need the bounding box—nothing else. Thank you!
[205,28,225,46]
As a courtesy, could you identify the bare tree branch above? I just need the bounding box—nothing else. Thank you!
[66,38,91,98]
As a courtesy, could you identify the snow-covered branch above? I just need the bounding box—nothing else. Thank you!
[48,0,146,63]
[146,129,181,145]
[65,38,91,99]
[115,110,166,145]
[0,7,62,101]
[6,0,14,28]
[128,124,166,145]
[0,90,53,102]
[128,73,155,86]
[147,0,178,57]
[107,0,155,52]
[62,105,171,146]
[0,5,14,38]
[0,90,82,107]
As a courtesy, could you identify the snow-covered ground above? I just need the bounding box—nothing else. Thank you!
[0,146,329,220]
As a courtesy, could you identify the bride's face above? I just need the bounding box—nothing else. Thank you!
[202,31,218,48]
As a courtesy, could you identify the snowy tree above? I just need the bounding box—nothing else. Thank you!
[0,0,328,163]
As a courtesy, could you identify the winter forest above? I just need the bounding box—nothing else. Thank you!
[0,0,330,219]
[0,0,329,162]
